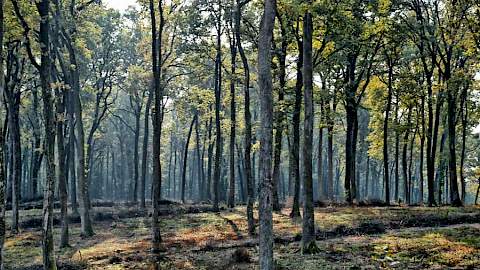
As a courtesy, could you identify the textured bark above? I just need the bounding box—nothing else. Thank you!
[150,0,165,254]
[302,7,317,253]
[36,1,57,268]
[257,0,276,266]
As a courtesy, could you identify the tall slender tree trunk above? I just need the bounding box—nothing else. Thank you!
[195,116,203,202]
[446,89,461,206]
[181,115,196,203]
[133,106,141,203]
[234,0,254,234]
[36,1,57,268]
[140,91,153,208]
[228,23,237,208]
[0,1,6,266]
[419,94,425,204]
[402,109,411,204]
[290,20,302,218]
[302,5,317,253]
[459,88,468,203]
[383,57,393,205]
[149,0,165,253]
[55,88,69,248]
[213,0,223,212]
[257,0,276,266]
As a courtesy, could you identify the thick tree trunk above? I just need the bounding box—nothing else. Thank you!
[150,0,165,253]
[302,7,317,253]
[257,0,276,266]
[36,1,57,268]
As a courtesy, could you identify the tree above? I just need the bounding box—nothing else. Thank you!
[0,0,6,267]
[301,0,318,253]
[234,0,255,234]
[257,0,276,267]
[149,0,165,254]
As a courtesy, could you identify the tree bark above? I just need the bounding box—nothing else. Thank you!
[257,0,276,266]
[36,1,57,267]
[150,0,165,253]
[302,6,317,253]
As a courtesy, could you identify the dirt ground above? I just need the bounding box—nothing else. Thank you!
[4,204,480,269]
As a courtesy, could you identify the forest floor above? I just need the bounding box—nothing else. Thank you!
[4,202,480,269]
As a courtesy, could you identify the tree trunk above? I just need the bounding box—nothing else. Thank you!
[447,90,461,206]
[37,1,57,268]
[302,6,317,253]
[0,1,6,266]
[257,0,276,266]
[140,90,153,208]
[228,22,237,208]
[290,19,302,218]
[234,0,254,234]
[272,13,287,211]
[213,0,223,212]
[149,0,165,253]
[383,58,393,205]
[181,115,196,203]
[402,109,411,204]
[55,88,69,248]
[133,104,141,203]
